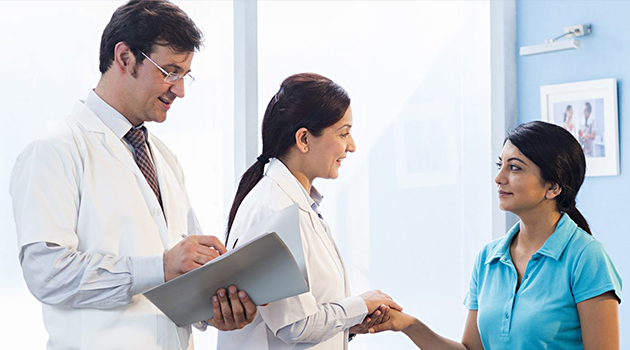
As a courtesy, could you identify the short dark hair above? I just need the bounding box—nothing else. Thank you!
[99,0,203,74]
[226,73,351,241]
[506,121,591,234]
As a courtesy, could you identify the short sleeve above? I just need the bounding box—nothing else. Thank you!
[464,250,483,310]
[572,240,622,304]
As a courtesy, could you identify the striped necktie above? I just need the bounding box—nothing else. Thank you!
[124,127,162,206]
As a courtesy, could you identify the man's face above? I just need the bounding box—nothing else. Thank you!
[584,105,591,119]
[123,45,194,126]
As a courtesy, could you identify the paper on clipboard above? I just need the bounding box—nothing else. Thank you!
[143,204,308,327]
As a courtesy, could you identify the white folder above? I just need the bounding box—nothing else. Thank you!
[143,204,308,326]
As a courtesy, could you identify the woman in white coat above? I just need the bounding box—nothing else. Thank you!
[217,73,401,350]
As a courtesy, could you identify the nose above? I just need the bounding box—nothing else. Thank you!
[347,134,356,153]
[494,167,506,186]
[169,78,185,98]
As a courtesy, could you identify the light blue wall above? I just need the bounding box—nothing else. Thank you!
[516,0,629,346]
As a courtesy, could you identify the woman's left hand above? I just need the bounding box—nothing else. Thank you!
[349,304,390,335]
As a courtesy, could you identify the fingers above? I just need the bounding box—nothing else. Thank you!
[384,299,402,312]
[194,235,227,254]
[208,295,223,329]
[228,286,246,326]
[381,305,391,323]
[208,287,257,331]
[163,235,225,281]
[238,290,257,321]
[217,288,236,328]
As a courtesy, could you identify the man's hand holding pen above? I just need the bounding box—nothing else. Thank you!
[163,234,257,331]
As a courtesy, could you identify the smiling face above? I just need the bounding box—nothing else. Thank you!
[304,106,356,181]
[494,140,559,216]
[122,45,193,126]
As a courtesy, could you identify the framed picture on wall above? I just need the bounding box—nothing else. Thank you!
[541,78,619,177]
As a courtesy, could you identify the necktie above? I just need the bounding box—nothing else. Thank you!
[124,127,162,206]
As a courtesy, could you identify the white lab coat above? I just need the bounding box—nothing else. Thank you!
[10,100,199,350]
[217,158,355,350]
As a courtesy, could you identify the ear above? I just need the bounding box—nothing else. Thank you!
[546,183,562,200]
[113,42,135,74]
[294,127,310,153]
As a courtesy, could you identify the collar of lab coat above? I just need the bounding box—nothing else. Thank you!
[265,158,323,213]
[69,98,171,247]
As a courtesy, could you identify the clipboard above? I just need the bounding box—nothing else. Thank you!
[143,204,308,326]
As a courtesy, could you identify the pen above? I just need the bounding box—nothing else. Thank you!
[180,233,187,239]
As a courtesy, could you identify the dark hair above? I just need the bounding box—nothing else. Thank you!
[585,101,592,113]
[226,73,351,242]
[99,0,203,74]
[506,121,591,234]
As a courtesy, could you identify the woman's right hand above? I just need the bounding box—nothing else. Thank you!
[368,310,417,333]
[359,290,402,314]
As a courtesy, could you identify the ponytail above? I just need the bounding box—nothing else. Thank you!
[226,159,267,244]
[566,207,591,235]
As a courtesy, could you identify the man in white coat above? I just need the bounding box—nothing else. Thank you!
[10,1,256,349]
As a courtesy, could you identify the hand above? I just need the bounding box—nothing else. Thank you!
[359,290,402,314]
[208,285,257,331]
[163,235,227,282]
[368,310,417,334]
[349,304,390,335]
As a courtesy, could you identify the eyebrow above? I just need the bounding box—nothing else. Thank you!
[164,63,190,74]
[498,156,527,165]
[336,124,352,130]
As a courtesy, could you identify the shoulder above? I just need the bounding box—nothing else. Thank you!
[564,228,603,261]
[16,117,82,163]
[230,175,296,239]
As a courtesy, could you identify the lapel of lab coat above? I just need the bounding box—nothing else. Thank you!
[265,159,347,290]
[71,101,170,249]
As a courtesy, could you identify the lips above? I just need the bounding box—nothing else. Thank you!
[498,190,513,196]
[158,97,171,105]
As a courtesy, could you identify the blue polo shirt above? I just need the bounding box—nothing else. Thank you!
[464,213,622,350]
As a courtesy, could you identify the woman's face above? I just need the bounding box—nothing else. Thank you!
[494,140,554,215]
[305,106,356,181]
[567,107,573,119]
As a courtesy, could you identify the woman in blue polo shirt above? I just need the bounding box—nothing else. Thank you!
[369,121,622,349]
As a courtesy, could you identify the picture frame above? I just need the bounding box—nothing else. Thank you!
[540,78,619,177]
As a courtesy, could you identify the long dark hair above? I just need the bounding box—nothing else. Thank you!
[506,121,591,234]
[226,73,351,243]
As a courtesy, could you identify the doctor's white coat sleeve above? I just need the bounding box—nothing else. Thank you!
[275,296,367,344]
[11,139,164,309]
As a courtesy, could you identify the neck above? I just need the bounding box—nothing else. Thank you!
[95,75,140,126]
[514,206,562,253]
[279,155,313,194]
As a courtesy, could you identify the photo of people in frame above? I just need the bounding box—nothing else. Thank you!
[553,98,605,157]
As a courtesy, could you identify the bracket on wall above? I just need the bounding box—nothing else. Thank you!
[519,24,592,56]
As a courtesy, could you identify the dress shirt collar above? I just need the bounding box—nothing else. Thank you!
[84,89,146,139]
[485,213,577,264]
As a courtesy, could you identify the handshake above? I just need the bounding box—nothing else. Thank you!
[351,290,415,336]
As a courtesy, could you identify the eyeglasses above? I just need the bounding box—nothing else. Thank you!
[140,51,195,86]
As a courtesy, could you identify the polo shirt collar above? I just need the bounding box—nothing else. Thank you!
[485,213,577,264]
